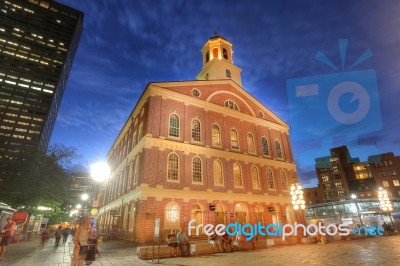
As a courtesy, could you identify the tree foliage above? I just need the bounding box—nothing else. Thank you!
[0,144,80,222]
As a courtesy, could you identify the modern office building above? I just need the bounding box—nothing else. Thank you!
[97,35,299,243]
[70,172,95,200]
[0,0,83,161]
[368,152,400,198]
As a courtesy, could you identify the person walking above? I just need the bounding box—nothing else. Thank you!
[71,217,91,266]
[55,226,63,247]
[62,227,71,244]
[38,227,49,248]
[0,218,16,260]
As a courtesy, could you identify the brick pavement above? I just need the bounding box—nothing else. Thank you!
[1,235,400,265]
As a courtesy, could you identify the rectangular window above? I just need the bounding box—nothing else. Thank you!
[382,181,389,188]
[393,180,400,187]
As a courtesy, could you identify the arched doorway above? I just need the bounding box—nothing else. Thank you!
[255,205,264,225]
[270,206,280,226]
[190,204,203,235]
[215,204,225,225]
[234,203,248,224]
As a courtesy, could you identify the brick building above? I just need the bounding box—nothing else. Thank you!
[368,152,400,198]
[97,35,299,243]
[303,186,322,205]
[313,146,400,204]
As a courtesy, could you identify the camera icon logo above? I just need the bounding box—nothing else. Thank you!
[286,40,382,143]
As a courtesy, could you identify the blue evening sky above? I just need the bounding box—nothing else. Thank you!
[52,0,400,187]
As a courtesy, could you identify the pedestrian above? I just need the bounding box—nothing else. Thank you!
[166,229,179,257]
[55,226,62,247]
[221,232,234,252]
[71,217,91,266]
[209,231,222,253]
[38,227,49,248]
[0,218,16,260]
[176,228,191,257]
[62,227,71,244]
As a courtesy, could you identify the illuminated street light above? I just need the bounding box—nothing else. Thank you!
[90,161,110,182]
[290,183,305,210]
[378,188,397,230]
[378,188,393,212]
[350,194,364,226]
[76,204,82,209]
[81,193,89,201]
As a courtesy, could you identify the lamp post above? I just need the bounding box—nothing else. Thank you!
[351,194,364,226]
[290,183,305,224]
[90,161,111,235]
[378,188,397,231]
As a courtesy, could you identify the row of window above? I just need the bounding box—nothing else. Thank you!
[104,157,140,204]
[169,114,284,159]
[382,179,400,188]
[166,153,289,190]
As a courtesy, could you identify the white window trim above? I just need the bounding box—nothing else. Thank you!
[267,168,276,191]
[247,133,256,155]
[251,166,261,189]
[211,123,222,148]
[192,156,203,184]
[191,118,202,143]
[213,159,224,186]
[167,152,180,182]
[168,113,180,139]
[233,163,244,188]
[230,128,240,151]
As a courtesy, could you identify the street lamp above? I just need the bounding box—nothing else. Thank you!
[378,188,396,230]
[290,183,305,210]
[81,193,89,201]
[350,194,364,226]
[90,161,110,182]
[76,204,82,209]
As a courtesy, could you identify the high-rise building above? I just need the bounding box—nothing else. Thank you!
[97,35,299,243]
[0,0,83,161]
[70,172,95,200]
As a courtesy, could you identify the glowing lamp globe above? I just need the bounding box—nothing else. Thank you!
[90,161,110,182]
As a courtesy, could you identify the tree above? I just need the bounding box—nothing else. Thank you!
[0,144,80,221]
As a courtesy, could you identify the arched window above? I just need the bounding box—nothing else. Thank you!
[275,140,283,159]
[213,160,223,185]
[206,52,209,62]
[167,153,179,181]
[164,202,180,229]
[224,100,239,111]
[267,168,275,189]
[247,133,256,154]
[280,170,288,191]
[230,129,239,150]
[262,137,269,156]
[233,163,243,187]
[192,157,202,183]
[169,114,179,137]
[138,123,143,140]
[128,161,134,189]
[211,124,221,147]
[223,48,228,60]
[251,166,260,189]
[191,119,201,142]
[134,157,139,184]
[213,47,218,59]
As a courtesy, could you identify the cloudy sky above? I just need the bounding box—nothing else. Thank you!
[52,0,400,187]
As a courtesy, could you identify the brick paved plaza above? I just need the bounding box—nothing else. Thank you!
[0,235,399,266]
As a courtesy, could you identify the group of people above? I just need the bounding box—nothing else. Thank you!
[38,225,72,248]
[166,229,191,257]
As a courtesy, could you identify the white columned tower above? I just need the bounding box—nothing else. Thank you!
[196,34,243,87]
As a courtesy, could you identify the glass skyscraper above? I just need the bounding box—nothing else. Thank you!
[0,0,83,161]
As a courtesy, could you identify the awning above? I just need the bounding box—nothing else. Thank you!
[12,212,29,224]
